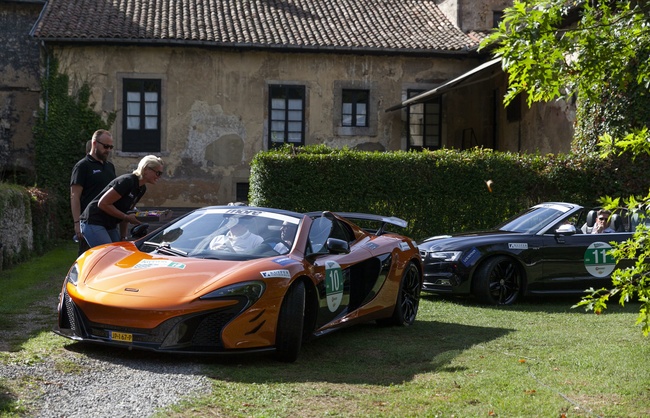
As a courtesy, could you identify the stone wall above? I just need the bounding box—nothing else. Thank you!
[0,184,33,270]
[0,1,44,183]
[437,0,513,32]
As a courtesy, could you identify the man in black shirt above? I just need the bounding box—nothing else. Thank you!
[70,129,117,255]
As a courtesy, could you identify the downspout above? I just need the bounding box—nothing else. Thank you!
[42,41,49,124]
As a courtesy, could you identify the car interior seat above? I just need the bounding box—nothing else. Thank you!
[610,213,624,232]
[581,209,598,234]
[630,210,650,232]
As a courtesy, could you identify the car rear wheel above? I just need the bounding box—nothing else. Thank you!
[474,256,522,305]
[378,262,421,326]
[275,280,305,362]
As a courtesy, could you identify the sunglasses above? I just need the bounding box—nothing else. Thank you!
[95,139,114,150]
[148,167,163,177]
[598,217,607,220]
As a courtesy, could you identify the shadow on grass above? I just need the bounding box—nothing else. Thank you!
[422,293,643,315]
[63,319,513,386]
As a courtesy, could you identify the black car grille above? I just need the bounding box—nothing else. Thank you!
[191,312,237,347]
[60,288,245,351]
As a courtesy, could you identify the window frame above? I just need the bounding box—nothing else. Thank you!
[268,84,306,148]
[334,81,378,137]
[121,78,162,153]
[341,89,369,128]
[406,89,442,151]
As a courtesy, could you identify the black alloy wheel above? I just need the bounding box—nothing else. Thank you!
[474,256,522,305]
[379,262,422,326]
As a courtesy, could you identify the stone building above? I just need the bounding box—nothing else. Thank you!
[0,0,44,182]
[2,0,574,208]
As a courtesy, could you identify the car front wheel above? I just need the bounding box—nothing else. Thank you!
[474,256,522,305]
[275,280,305,362]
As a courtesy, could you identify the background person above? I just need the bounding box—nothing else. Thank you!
[273,222,297,254]
[209,217,263,252]
[70,129,117,255]
[592,209,615,234]
[81,155,164,247]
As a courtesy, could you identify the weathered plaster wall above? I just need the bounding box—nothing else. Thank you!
[437,0,512,32]
[52,45,481,207]
[0,2,42,181]
[493,73,575,154]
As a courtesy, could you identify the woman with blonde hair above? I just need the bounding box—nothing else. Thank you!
[81,155,164,248]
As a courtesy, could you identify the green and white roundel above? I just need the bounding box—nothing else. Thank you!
[325,260,343,312]
[584,241,616,278]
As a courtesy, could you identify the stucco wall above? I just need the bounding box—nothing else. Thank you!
[52,45,484,207]
[437,0,513,32]
[0,2,43,181]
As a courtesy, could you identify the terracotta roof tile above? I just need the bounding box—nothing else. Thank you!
[32,0,477,53]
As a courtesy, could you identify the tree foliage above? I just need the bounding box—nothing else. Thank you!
[482,0,650,335]
[33,55,115,198]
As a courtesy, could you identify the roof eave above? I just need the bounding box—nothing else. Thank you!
[33,37,480,56]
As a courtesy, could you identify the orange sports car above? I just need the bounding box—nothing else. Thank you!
[55,206,423,362]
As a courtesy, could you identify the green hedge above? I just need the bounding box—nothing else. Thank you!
[250,145,650,240]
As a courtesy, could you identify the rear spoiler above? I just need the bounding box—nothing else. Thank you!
[306,211,408,235]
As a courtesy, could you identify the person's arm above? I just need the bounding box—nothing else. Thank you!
[98,188,139,225]
[70,184,84,239]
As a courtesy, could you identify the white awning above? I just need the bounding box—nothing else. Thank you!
[386,57,502,112]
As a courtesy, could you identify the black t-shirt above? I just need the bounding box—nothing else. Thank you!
[70,155,117,212]
[81,173,146,229]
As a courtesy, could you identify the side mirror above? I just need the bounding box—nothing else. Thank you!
[130,223,150,239]
[555,224,576,236]
[326,238,350,254]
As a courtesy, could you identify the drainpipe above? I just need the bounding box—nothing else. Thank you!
[42,41,49,124]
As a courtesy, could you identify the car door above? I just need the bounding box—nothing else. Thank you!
[306,216,372,328]
[536,228,631,293]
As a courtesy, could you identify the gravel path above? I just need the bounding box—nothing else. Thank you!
[0,296,213,417]
[1,346,213,417]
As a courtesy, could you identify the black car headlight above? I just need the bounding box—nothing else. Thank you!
[200,281,266,307]
[427,251,462,262]
[66,263,79,286]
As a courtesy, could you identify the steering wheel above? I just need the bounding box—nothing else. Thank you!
[260,238,292,254]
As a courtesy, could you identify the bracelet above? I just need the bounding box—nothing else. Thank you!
[74,221,80,223]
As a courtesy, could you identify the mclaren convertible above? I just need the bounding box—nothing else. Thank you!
[418,202,642,305]
[56,206,423,362]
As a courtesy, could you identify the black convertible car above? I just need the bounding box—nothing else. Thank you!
[418,202,643,305]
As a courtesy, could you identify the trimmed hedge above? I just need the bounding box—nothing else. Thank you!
[250,145,650,240]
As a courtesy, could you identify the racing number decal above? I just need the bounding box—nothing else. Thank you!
[325,260,343,312]
[584,242,616,278]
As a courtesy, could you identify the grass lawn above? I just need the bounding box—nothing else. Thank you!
[1,243,648,417]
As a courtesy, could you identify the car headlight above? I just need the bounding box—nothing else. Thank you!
[427,251,462,262]
[66,263,79,286]
[200,281,266,306]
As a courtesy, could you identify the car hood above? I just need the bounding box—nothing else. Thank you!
[80,244,291,299]
[417,230,523,251]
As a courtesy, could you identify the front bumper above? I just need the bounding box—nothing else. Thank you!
[421,260,471,295]
[56,288,273,355]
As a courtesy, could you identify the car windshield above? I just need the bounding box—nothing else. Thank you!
[496,203,571,234]
[140,207,301,260]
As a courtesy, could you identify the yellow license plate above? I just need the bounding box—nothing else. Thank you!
[110,331,133,343]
